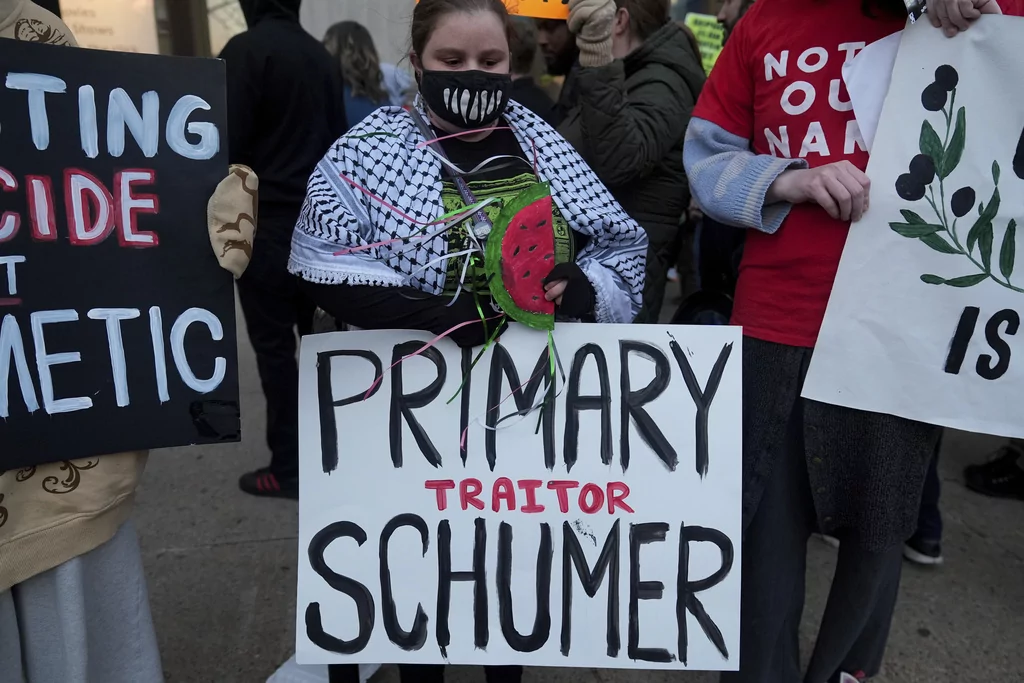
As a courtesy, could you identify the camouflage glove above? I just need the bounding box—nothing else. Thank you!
[207,165,257,279]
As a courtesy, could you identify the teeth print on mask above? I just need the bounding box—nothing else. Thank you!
[420,69,512,129]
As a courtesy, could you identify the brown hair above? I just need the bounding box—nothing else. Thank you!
[323,21,387,105]
[411,0,513,59]
[614,0,670,41]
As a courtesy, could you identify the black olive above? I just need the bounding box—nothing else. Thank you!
[896,173,926,201]
[951,187,976,218]
[921,82,947,112]
[934,65,959,91]
[909,154,936,185]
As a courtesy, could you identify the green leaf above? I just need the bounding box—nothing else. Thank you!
[993,160,1001,185]
[1000,219,1017,280]
[920,274,947,285]
[889,222,944,237]
[900,210,929,225]
[941,107,966,179]
[967,219,990,254]
[979,221,994,271]
[920,232,960,254]
[983,190,1000,221]
[944,273,990,287]
[920,120,944,171]
[967,188,1000,254]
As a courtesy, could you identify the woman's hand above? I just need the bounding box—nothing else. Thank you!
[929,0,1002,37]
[544,263,596,319]
[767,161,872,223]
[568,0,617,67]
[544,280,568,305]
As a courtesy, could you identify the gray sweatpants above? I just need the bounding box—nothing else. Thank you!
[0,520,164,683]
[721,394,904,683]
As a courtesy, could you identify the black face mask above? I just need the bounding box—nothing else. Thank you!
[419,70,512,129]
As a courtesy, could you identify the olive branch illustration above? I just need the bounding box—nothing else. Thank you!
[891,65,1020,292]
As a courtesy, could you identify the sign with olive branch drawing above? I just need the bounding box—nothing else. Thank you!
[803,16,1024,439]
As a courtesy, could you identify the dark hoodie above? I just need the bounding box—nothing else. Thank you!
[219,0,345,226]
[558,21,705,242]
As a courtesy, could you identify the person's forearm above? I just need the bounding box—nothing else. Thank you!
[571,65,681,188]
[302,282,502,347]
[683,117,807,233]
[766,169,801,205]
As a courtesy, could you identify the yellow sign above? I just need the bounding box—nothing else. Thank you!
[417,0,570,20]
[684,13,725,75]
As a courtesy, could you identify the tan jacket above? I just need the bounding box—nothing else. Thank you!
[0,1,257,592]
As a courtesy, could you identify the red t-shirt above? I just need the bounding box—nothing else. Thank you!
[693,0,1024,348]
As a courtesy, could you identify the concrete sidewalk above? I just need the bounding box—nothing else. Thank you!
[134,312,1024,683]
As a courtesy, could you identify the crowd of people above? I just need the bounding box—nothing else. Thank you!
[2,0,1023,682]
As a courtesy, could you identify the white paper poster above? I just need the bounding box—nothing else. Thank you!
[804,17,1024,438]
[295,324,742,670]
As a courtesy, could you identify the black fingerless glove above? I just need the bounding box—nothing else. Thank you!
[543,262,596,320]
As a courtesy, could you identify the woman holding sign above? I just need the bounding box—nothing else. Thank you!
[684,0,1023,682]
[289,0,646,346]
[290,0,646,680]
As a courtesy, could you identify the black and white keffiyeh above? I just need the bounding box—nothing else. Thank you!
[288,99,648,324]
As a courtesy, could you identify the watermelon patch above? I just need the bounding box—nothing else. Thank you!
[485,183,568,331]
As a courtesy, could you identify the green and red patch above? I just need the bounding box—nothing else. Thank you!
[485,182,570,330]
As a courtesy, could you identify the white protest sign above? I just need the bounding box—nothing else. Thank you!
[804,16,1024,437]
[296,324,742,670]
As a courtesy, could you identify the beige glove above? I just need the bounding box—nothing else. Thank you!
[568,0,617,67]
[207,165,258,279]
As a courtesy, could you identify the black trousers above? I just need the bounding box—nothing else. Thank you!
[236,221,315,479]
[327,664,523,683]
[915,436,943,541]
[721,388,903,683]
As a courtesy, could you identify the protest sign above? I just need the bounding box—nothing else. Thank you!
[416,0,569,19]
[296,324,742,670]
[0,39,239,469]
[684,13,724,74]
[804,17,1024,438]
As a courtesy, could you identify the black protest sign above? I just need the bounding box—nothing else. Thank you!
[0,40,239,469]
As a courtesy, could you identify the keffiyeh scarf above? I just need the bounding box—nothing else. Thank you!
[288,99,647,324]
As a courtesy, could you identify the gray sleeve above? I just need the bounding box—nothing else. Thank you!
[683,117,808,233]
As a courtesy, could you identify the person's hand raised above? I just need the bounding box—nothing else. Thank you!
[768,161,872,223]
[928,0,1002,37]
[567,0,617,67]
